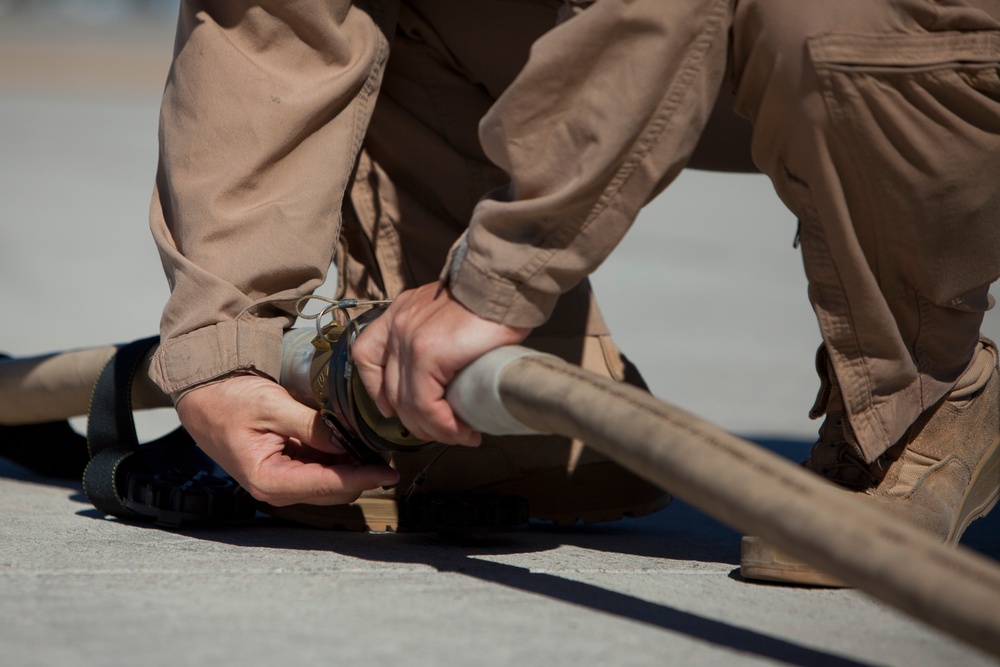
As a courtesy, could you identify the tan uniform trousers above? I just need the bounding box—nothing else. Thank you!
[737,0,1000,459]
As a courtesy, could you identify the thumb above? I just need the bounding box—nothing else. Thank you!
[275,398,345,455]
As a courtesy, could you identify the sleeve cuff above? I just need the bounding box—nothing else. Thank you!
[149,318,285,398]
[443,234,560,329]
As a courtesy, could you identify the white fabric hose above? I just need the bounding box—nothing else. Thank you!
[0,347,170,425]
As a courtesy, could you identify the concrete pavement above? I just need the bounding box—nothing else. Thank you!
[2,9,999,666]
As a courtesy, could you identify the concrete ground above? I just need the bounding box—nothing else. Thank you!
[2,7,999,666]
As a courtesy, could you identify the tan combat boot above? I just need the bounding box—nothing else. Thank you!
[740,337,1000,586]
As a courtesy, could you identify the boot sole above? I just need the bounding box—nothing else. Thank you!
[262,460,672,532]
[740,434,1000,587]
[264,497,401,532]
[739,535,846,587]
[263,494,671,533]
[472,460,672,527]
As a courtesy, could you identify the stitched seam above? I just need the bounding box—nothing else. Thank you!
[505,0,733,294]
[791,173,890,454]
[335,0,391,264]
[810,31,1000,67]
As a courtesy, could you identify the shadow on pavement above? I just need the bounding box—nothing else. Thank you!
[3,434,998,666]
[82,507,875,667]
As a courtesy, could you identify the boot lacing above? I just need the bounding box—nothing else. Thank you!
[806,346,889,491]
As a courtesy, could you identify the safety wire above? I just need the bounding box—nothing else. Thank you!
[402,447,450,500]
[294,295,393,343]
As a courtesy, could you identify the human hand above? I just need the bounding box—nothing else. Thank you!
[175,375,399,506]
[352,283,531,446]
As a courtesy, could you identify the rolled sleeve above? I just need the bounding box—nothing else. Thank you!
[149,318,284,398]
[443,231,559,328]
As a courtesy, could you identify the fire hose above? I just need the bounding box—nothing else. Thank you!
[449,346,1000,658]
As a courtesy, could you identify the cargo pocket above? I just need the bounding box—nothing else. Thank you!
[806,30,1000,307]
